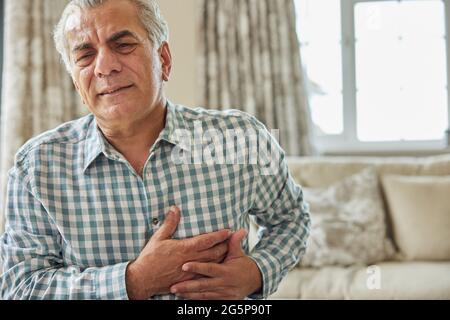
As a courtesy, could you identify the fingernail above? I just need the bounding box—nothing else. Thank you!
[170,287,177,294]
[182,264,189,272]
[167,206,176,216]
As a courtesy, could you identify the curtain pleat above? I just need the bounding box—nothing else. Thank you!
[198,0,315,156]
[0,0,86,232]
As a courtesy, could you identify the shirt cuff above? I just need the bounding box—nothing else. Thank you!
[95,261,130,300]
[247,251,278,300]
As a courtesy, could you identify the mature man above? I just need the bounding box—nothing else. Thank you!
[0,0,310,300]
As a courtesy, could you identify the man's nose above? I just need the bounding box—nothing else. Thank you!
[94,48,122,78]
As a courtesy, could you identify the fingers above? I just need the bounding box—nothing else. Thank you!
[170,277,222,295]
[181,262,223,278]
[197,242,228,263]
[229,229,247,246]
[185,229,232,251]
[152,206,181,241]
[224,229,247,261]
[175,292,229,300]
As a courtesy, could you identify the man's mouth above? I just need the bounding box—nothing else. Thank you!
[99,85,134,96]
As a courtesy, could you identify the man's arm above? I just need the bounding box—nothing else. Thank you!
[243,117,311,299]
[247,152,311,299]
[169,156,310,300]
[0,168,230,300]
[0,168,130,300]
[169,117,311,300]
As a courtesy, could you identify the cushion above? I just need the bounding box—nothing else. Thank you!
[286,154,450,188]
[270,262,450,299]
[299,167,395,267]
[382,175,450,260]
[287,156,422,188]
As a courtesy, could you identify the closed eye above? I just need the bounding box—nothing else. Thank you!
[116,43,138,53]
[77,54,94,62]
[75,53,96,66]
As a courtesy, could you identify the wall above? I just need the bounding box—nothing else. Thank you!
[156,0,198,107]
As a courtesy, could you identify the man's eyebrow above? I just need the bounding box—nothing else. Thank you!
[71,30,139,53]
[107,30,140,43]
[72,42,94,54]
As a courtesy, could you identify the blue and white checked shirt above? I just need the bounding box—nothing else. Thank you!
[0,101,310,300]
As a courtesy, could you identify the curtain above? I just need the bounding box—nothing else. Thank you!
[0,0,86,232]
[198,0,315,156]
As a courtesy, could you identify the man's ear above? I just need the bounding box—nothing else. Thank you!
[159,41,172,82]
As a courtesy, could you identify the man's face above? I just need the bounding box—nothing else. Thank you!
[65,0,171,125]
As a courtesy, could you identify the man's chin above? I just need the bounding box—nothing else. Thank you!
[95,104,139,123]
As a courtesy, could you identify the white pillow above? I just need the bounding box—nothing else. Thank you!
[382,175,450,261]
[300,167,395,268]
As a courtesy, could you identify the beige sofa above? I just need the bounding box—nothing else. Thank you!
[268,154,450,300]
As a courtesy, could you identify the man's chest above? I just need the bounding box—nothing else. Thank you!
[36,157,256,266]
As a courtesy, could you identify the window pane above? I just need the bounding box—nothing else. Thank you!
[355,0,448,142]
[302,43,342,93]
[355,1,445,41]
[296,0,341,43]
[295,0,343,135]
[310,94,344,136]
[357,88,448,141]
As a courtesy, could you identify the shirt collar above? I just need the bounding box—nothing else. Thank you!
[158,100,191,152]
[83,100,190,173]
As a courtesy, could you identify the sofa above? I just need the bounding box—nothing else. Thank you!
[266,154,450,300]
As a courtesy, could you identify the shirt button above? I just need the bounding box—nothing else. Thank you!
[152,218,160,226]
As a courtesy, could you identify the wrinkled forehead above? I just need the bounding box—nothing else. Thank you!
[63,1,146,47]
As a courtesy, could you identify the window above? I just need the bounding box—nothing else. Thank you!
[295,0,450,153]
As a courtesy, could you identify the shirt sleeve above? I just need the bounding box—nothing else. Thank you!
[0,167,130,300]
[247,118,311,299]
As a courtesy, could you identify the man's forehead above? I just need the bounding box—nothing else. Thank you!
[64,1,144,44]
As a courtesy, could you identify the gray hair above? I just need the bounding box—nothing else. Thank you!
[53,0,169,75]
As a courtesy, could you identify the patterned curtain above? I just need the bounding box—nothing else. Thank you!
[198,0,315,156]
[0,0,86,232]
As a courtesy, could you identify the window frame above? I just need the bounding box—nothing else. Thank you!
[312,0,450,154]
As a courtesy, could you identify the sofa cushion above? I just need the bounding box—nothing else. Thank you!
[299,167,395,268]
[419,153,450,175]
[270,262,450,300]
[382,175,450,261]
[287,154,450,188]
[287,156,421,188]
[286,154,450,248]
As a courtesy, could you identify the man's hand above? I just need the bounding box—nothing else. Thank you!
[126,206,231,300]
[169,229,263,300]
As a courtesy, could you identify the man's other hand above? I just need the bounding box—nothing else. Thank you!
[125,206,231,300]
[169,229,263,300]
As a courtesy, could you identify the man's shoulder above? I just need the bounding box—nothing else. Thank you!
[174,104,267,132]
[14,114,95,167]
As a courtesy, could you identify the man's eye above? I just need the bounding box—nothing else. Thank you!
[76,54,94,63]
[117,43,137,52]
